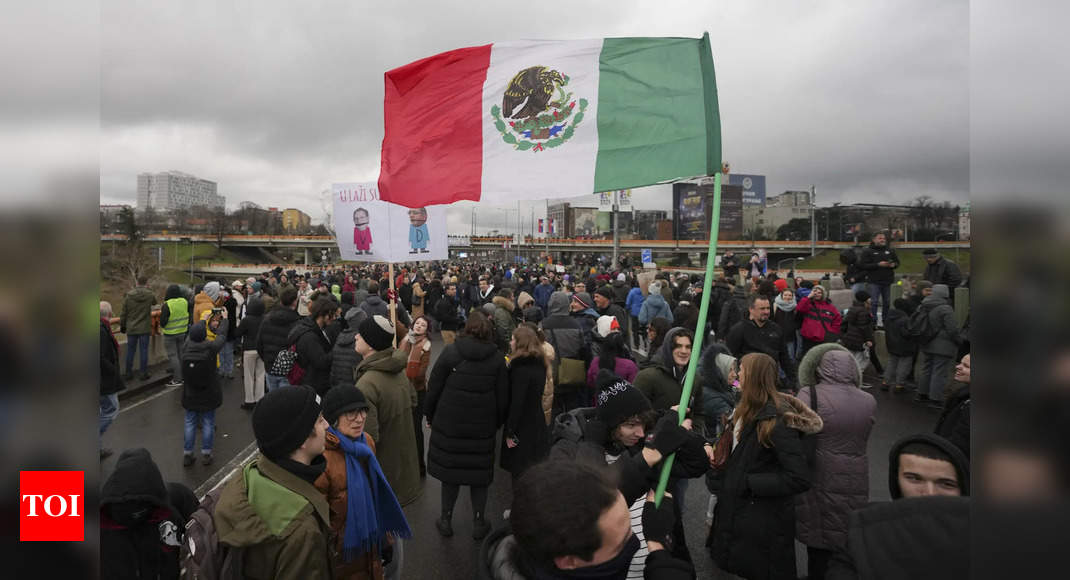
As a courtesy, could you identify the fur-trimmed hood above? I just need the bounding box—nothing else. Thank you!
[492,295,515,312]
[797,342,862,389]
[776,394,824,434]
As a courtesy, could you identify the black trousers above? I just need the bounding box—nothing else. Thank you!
[807,546,833,580]
[412,390,427,473]
[441,483,488,518]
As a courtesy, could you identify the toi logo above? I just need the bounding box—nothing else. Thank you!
[20,471,84,541]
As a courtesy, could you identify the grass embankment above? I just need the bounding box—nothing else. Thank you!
[791,248,969,275]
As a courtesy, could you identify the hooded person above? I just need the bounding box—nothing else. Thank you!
[914,283,964,406]
[233,296,267,408]
[824,433,970,579]
[192,281,223,328]
[794,344,877,578]
[638,282,674,327]
[491,288,518,354]
[539,291,590,414]
[329,307,366,391]
[100,448,188,580]
[698,343,738,435]
[181,319,229,466]
[634,327,707,433]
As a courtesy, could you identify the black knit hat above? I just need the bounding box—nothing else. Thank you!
[189,321,207,343]
[595,370,651,428]
[253,385,322,460]
[594,285,614,300]
[358,314,395,351]
[322,386,369,425]
[855,290,871,303]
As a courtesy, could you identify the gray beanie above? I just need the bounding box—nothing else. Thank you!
[203,281,221,302]
[932,284,950,299]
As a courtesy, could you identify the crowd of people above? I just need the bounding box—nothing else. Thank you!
[99,234,970,579]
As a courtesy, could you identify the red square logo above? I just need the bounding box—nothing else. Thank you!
[20,471,84,541]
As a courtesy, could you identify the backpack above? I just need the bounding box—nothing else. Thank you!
[180,486,243,580]
[183,356,216,389]
[907,307,940,344]
[269,343,298,376]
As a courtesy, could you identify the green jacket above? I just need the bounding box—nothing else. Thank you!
[120,286,156,335]
[355,348,423,506]
[215,455,333,580]
[633,356,707,434]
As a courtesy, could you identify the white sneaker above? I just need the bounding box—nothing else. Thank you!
[860,383,874,389]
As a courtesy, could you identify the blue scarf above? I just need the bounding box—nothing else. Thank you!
[327,426,412,561]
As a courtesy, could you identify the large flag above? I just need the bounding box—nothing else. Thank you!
[379,35,720,208]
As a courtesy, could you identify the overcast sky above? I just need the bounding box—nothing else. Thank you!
[95,0,971,232]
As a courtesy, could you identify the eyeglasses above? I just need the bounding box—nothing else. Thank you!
[341,409,367,420]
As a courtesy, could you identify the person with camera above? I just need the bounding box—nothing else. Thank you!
[180,312,229,467]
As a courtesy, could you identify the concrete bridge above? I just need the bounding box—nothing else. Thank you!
[103,233,969,256]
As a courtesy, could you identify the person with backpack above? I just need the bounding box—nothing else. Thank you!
[257,287,302,392]
[913,284,963,408]
[210,385,333,579]
[101,448,191,580]
[881,298,918,393]
[181,317,228,467]
[287,296,336,396]
[794,343,876,580]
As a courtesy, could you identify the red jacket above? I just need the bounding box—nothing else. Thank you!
[796,297,842,342]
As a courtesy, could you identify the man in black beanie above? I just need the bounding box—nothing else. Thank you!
[549,371,706,576]
[213,385,333,578]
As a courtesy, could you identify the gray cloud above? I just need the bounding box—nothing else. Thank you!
[98,0,971,226]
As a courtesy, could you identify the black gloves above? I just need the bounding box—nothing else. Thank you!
[641,494,676,550]
[644,413,690,456]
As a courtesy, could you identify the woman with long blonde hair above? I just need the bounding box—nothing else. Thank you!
[707,353,822,580]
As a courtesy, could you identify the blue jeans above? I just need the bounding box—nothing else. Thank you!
[265,373,291,392]
[125,333,150,375]
[219,340,235,376]
[868,283,891,325]
[100,394,119,436]
[184,409,216,453]
[918,353,954,401]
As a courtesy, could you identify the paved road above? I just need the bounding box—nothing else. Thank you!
[102,337,939,579]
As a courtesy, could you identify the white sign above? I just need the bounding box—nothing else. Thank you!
[617,189,633,212]
[332,182,448,263]
[598,191,614,210]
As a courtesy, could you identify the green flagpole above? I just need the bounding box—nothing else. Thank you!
[654,171,722,506]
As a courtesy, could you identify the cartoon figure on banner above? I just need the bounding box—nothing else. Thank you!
[408,207,430,254]
[353,207,373,255]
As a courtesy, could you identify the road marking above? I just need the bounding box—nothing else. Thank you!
[118,384,181,414]
[195,440,260,499]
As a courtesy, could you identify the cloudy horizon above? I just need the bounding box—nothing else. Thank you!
[98,1,969,232]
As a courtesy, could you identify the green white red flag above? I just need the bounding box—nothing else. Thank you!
[378,34,721,208]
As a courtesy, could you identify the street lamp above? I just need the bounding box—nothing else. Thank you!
[180,237,193,283]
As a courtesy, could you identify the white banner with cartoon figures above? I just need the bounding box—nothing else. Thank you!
[332,182,448,263]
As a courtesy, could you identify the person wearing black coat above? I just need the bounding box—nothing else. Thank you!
[255,288,302,391]
[100,448,190,580]
[425,312,510,539]
[499,334,550,480]
[181,319,228,466]
[233,296,266,408]
[881,299,917,392]
[329,308,364,390]
[100,308,126,459]
[707,353,821,580]
[285,296,335,396]
[857,232,899,323]
[934,354,970,459]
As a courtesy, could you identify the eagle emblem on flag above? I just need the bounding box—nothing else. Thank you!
[490,65,588,152]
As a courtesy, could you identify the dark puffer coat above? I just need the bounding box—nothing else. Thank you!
[100,448,184,580]
[425,336,509,486]
[794,344,877,551]
[882,307,917,357]
[255,306,302,370]
[499,354,549,477]
[329,327,362,390]
[232,296,265,351]
[707,395,821,580]
[181,319,228,412]
[839,302,874,352]
[287,317,333,395]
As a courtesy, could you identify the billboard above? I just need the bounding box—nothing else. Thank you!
[673,183,707,239]
[718,184,743,240]
[673,182,743,240]
[728,173,766,206]
[572,207,598,236]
